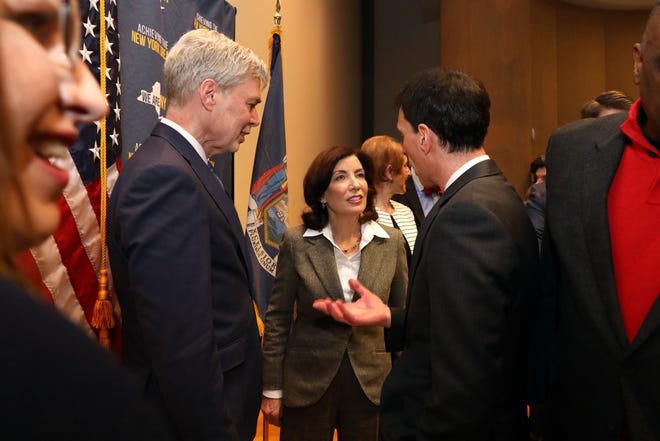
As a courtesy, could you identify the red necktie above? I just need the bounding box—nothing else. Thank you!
[423,186,441,196]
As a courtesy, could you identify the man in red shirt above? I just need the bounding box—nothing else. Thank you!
[539,5,660,440]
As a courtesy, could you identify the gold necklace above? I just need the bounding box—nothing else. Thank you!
[341,232,362,254]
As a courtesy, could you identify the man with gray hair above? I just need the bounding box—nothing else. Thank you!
[108,29,268,441]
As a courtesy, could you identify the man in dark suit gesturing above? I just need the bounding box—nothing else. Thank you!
[539,5,660,440]
[314,68,538,440]
[107,30,268,441]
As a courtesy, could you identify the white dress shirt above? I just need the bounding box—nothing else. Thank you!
[160,117,208,163]
[444,155,490,190]
[303,220,390,302]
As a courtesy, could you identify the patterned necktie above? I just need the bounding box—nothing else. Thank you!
[208,161,225,191]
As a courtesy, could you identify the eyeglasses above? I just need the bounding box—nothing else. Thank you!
[5,0,80,73]
[59,0,80,70]
[51,0,80,75]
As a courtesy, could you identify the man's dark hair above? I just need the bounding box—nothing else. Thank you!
[580,90,633,118]
[395,68,490,153]
[301,146,378,230]
[595,90,634,110]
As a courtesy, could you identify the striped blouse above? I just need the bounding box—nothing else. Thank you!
[375,200,418,255]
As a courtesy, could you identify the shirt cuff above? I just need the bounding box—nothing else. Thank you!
[263,389,283,399]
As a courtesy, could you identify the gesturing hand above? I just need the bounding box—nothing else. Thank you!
[312,279,391,328]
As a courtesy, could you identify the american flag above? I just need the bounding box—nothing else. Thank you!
[16,0,122,352]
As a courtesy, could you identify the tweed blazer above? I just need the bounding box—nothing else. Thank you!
[262,222,408,407]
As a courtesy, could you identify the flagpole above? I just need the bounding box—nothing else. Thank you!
[91,0,116,350]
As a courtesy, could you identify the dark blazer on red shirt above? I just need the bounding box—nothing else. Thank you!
[541,112,660,440]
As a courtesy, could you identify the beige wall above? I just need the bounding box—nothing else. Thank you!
[531,0,646,188]
[373,1,440,138]
[552,3,645,125]
[231,1,362,229]
[441,0,648,195]
[441,0,535,196]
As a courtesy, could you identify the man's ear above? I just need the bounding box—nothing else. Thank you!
[633,43,643,86]
[417,123,433,154]
[200,79,217,110]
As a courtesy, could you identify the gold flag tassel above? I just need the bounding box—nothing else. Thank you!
[92,269,115,348]
[91,0,116,349]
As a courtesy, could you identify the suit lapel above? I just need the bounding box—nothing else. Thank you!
[580,129,629,352]
[407,159,502,307]
[304,236,344,300]
[356,236,388,298]
[408,203,435,304]
[631,295,660,353]
[151,123,252,278]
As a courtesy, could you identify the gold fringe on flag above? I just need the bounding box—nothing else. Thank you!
[91,269,114,348]
[91,0,116,350]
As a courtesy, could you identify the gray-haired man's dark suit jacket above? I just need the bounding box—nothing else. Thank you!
[107,123,261,441]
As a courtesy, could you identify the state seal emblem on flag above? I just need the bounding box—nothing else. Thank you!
[246,160,288,277]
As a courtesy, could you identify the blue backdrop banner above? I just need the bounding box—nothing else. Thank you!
[117,0,236,196]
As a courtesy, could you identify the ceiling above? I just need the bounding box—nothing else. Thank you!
[561,0,655,10]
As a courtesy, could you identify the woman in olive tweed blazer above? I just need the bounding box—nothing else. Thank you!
[261,146,408,441]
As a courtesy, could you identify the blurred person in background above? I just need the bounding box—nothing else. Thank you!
[580,90,634,119]
[0,0,170,438]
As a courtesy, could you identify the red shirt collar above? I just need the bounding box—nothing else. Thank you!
[621,99,660,155]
